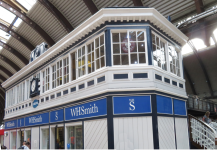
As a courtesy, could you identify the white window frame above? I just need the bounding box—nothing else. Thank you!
[111,29,148,66]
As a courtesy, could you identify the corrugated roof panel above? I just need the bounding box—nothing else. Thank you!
[0,60,17,74]
[15,22,45,48]
[95,0,134,9]
[49,0,92,28]
[0,48,25,68]
[0,70,9,79]
[7,37,31,59]
[27,1,68,42]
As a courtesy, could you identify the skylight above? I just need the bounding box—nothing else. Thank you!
[14,18,22,27]
[0,7,16,24]
[17,0,37,10]
[182,39,207,55]
[0,30,10,40]
[182,43,193,55]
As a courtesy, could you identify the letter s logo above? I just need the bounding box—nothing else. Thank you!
[129,99,135,111]
[55,112,58,120]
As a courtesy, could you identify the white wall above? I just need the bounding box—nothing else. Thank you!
[31,127,39,149]
[4,131,9,148]
[84,119,108,149]
[114,117,153,150]
[0,135,4,146]
[158,117,176,149]
[175,118,189,149]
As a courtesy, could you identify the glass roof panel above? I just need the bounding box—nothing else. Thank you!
[14,18,22,27]
[0,30,10,40]
[17,0,37,10]
[0,7,16,24]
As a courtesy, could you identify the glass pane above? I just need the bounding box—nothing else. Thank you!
[138,42,145,52]
[113,44,120,54]
[121,54,128,65]
[100,46,104,57]
[41,129,49,149]
[95,37,99,47]
[137,31,144,41]
[88,54,91,62]
[66,126,83,149]
[120,32,127,42]
[92,62,95,72]
[131,54,138,64]
[82,46,85,55]
[162,61,167,71]
[101,57,105,67]
[100,35,104,45]
[113,55,120,65]
[152,44,156,52]
[156,36,160,46]
[121,42,128,53]
[96,48,99,58]
[82,56,85,65]
[129,31,136,41]
[92,52,94,60]
[78,59,81,67]
[130,42,136,53]
[112,33,119,42]
[96,59,100,69]
[152,34,155,44]
[87,43,91,53]
[78,49,81,57]
[139,53,146,63]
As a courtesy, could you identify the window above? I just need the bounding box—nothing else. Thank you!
[26,80,30,99]
[57,60,62,86]
[71,52,76,81]
[112,30,146,65]
[152,33,167,71]
[95,35,105,69]
[66,125,83,149]
[52,65,56,89]
[43,68,50,92]
[77,46,86,77]
[63,57,69,84]
[87,42,95,74]
[19,83,22,103]
[22,82,25,101]
[168,44,180,76]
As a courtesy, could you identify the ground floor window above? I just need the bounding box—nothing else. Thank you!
[66,125,83,149]
[41,128,49,149]
[25,130,31,143]
[10,132,16,149]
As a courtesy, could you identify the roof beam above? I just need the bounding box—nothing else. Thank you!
[38,0,73,33]
[0,22,34,50]
[83,0,98,15]
[0,0,55,46]
[0,40,29,64]
[8,16,18,30]
[0,65,13,77]
[0,74,6,81]
[188,41,214,98]
[184,67,197,95]
[194,0,204,14]
[132,0,143,6]
[0,54,20,72]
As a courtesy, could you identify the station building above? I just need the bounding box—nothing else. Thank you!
[2,8,189,149]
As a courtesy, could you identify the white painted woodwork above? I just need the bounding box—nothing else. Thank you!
[50,127,55,149]
[84,119,108,149]
[4,131,9,148]
[31,127,39,149]
[175,118,189,149]
[158,116,176,149]
[114,117,153,150]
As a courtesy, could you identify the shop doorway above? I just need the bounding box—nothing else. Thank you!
[50,125,64,149]
[18,130,24,147]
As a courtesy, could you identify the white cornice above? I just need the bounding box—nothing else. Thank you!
[2,8,188,88]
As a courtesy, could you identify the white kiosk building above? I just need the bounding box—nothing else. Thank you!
[2,7,189,149]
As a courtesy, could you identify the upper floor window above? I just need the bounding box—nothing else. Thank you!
[52,65,56,89]
[152,33,167,71]
[63,57,69,84]
[168,44,180,77]
[43,68,50,93]
[112,30,146,65]
[57,60,62,86]
[77,46,86,77]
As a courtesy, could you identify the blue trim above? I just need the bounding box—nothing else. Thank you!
[164,77,170,83]
[105,29,112,66]
[63,89,68,95]
[71,87,76,92]
[87,80,94,86]
[147,26,153,65]
[172,81,177,86]
[79,84,84,89]
[107,96,114,149]
[114,74,128,79]
[57,92,61,97]
[157,95,173,114]
[97,76,105,83]
[133,73,148,78]
[155,74,162,81]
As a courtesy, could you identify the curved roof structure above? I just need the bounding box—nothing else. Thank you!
[0,0,217,123]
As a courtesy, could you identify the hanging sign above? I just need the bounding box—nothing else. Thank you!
[65,98,107,121]
[25,112,49,126]
[113,96,151,114]
[50,109,64,123]
[32,99,39,108]
[17,118,25,128]
[5,120,17,129]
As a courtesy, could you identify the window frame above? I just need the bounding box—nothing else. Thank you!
[111,29,148,66]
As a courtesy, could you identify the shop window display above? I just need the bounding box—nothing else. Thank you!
[41,128,49,149]
[67,126,83,149]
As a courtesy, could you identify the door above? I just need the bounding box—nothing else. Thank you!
[56,127,64,149]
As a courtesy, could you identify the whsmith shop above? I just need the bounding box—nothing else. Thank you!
[3,8,189,149]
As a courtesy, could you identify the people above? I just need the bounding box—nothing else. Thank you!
[56,139,60,149]
[202,111,210,124]
[26,142,30,149]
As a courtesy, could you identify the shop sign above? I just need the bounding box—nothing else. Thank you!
[50,109,64,123]
[17,118,25,128]
[113,96,151,114]
[65,98,107,121]
[5,120,17,129]
[32,99,39,108]
[25,112,49,126]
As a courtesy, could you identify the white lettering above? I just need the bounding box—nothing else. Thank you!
[70,103,98,117]
[129,99,135,111]
[29,115,42,124]
[55,112,58,120]
[6,122,15,127]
